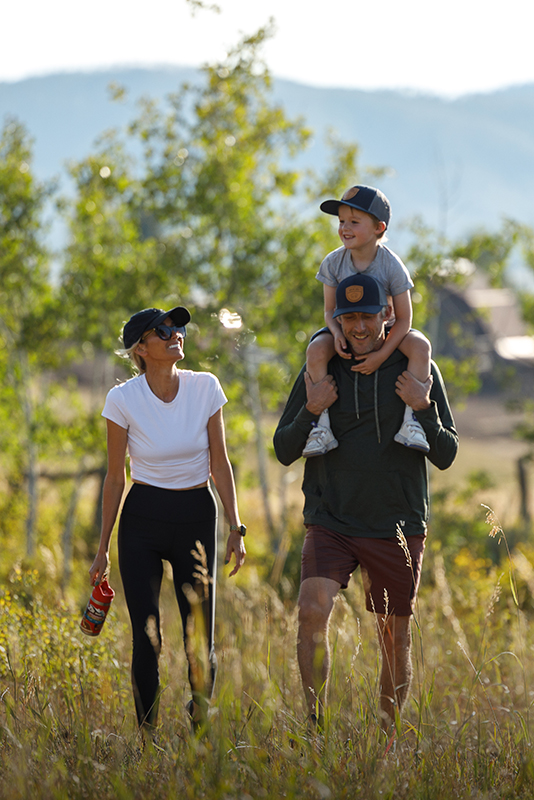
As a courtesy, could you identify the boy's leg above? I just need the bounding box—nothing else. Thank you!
[306,332,335,384]
[395,331,431,453]
[397,330,431,382]
[303,334,338,457]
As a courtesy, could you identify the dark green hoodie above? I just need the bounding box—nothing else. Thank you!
[273,349,458,539]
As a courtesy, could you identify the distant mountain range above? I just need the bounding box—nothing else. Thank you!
[2,67,534,267]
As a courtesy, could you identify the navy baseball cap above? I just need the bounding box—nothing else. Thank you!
[320,185,391,227]
[333,274,388,319]
[123,306,191,348]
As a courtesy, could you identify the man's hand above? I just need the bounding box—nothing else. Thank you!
[395,371,433,411]
[304,372,338,415]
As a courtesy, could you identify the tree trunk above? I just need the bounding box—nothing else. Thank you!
[25,438,39,559]
[22,381,38,559]
[518,454,531,525]
[243,348,276,543]
[62,466,86,583]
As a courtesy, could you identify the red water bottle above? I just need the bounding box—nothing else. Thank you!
[80,579,115,636]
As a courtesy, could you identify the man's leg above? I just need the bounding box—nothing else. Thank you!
[297,576,340,720]
[375,614,412,730]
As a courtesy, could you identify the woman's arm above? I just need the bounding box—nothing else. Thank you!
[207,408,246,577]
[89,419,128,585]
[352,289,412,374]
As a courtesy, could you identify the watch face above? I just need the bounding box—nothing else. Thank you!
[230,524,246,536]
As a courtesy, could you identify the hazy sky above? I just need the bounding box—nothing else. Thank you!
[2,0,532,96]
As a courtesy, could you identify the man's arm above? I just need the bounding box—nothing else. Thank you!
[273,368,338,466]
[395,364,458,470]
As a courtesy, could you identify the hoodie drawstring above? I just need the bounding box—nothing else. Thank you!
[354,370,381,444]
[374,371,381,444]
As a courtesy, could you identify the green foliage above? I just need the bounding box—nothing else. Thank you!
[450,219,522,287]
[3,25,534,579]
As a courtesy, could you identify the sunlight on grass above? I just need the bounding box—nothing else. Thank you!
[0,506,534,797]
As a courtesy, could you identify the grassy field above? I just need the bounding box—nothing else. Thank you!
[0,390,532,798]
[1,496,534,799]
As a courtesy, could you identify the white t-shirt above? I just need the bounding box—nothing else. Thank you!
[102,370,227,490]
[316,243,413,297]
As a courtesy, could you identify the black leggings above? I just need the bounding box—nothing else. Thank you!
[118,483,217,728]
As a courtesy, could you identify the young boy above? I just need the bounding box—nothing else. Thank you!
[303,184,431,457]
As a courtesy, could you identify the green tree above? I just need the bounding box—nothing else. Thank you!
[58,29,326,541]
[0,120,56,556]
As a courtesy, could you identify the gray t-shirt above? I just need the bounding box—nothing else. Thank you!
[316,244,413,297]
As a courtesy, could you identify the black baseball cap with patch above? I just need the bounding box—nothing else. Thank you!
[320,185,391,227]
[123,306,191,348]
[333,274,388,319]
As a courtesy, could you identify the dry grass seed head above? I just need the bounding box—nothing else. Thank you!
[481,504,504,543]
[396,525,413,570]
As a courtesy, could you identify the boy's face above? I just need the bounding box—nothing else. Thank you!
[337,204,385,253]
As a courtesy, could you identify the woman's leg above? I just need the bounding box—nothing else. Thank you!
[167,489,218,723]
[118,510,164,730]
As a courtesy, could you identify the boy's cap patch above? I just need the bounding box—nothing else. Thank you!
[333,273,388,318]
[320,184,391,227]
[342,187,360,202]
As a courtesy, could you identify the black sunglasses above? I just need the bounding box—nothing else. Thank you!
[141,324,187,343]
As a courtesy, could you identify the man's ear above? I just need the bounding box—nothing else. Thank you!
[384,303,394,322]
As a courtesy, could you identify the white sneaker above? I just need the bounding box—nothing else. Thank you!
[394,408,430,453]
[302,423,338,457]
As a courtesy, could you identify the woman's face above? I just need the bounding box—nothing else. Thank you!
[137,316,185,364]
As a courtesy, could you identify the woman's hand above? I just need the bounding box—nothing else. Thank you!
[89,551,110,586]
[225,531,246,577]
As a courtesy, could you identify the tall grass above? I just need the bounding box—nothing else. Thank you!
[1,507,534,798]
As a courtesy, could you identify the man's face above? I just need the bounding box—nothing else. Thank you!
[338,309,387,355]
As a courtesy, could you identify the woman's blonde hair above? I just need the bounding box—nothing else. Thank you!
[115,338,146,374]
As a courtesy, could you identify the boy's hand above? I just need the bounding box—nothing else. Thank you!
[351,350,386,375]
[333,332,352,359]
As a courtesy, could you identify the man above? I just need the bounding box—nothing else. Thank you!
[273,273,458,731]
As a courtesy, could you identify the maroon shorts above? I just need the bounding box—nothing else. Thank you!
[301,524,426,616]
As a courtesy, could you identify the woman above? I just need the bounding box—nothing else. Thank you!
[89,305,246,734]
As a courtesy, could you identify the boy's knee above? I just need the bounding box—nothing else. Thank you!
[415,331,432,355]
[405,330,432,359]
[307,334,331,359]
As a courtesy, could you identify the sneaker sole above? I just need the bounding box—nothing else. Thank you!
[394,434,430,453]
[303,439,339,458]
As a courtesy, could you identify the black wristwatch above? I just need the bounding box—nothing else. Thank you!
[230,524,247,537]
